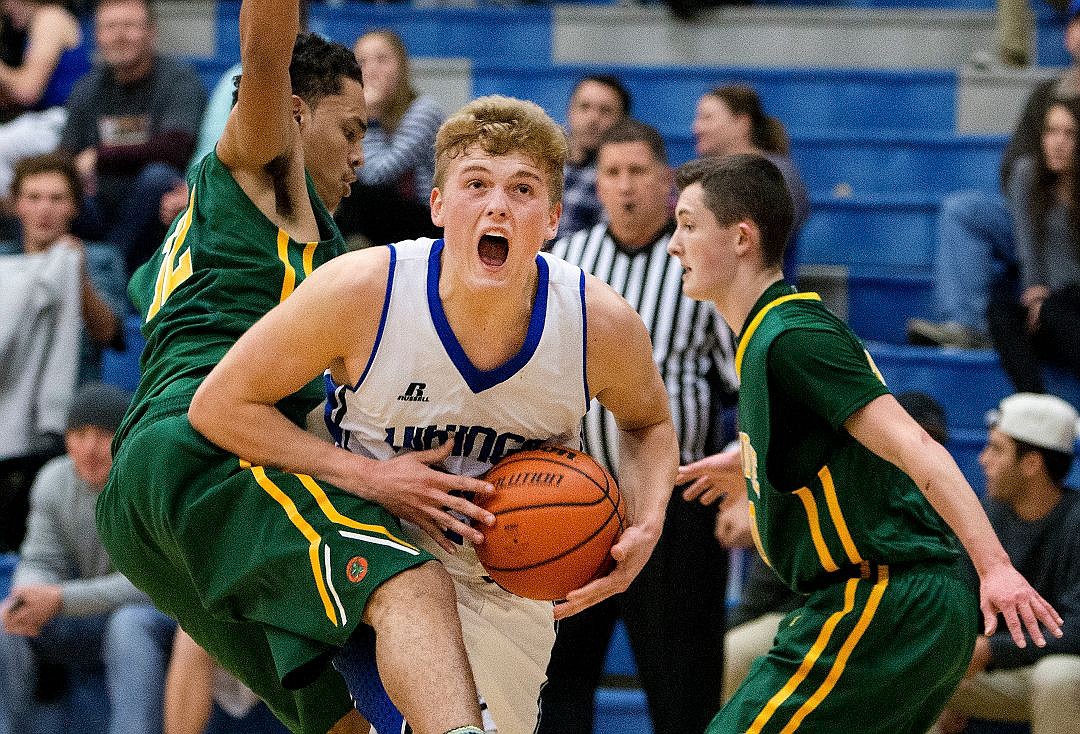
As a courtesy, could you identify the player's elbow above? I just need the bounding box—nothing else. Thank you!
[188,379,223,442]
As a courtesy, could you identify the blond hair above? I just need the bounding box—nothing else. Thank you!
[434,95,567,203]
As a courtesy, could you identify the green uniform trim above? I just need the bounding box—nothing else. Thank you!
[715,282,976,732]
[96,153,434,733]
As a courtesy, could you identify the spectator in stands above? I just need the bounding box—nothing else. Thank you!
[540,119,738,734]
[691,84,809,281]
[334,28,444,247]
[0,0,89,204]
[164,626,289,734]
[554,73,630,242]
[907,3,1080,350]
[59,0,206,275]
[0,152,127,381]
[933,392,1080,734]
[0,153,126,552]
[717,391,951,703]
[0,383,175,734]
[987,96,1080,392]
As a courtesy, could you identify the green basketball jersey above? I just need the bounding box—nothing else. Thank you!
[736,282,960,593]
[117,152,346,445]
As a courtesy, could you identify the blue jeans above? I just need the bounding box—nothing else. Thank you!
[0,613,106,734]
[0,603,175,734]
[82,162,183,275]
[103,603,176,734]
[933,189,1018,334]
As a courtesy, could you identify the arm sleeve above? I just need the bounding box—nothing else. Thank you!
[61,572,148,617]
[358,96,444,187]
[767,326,889,429]
[57,75,93,153]
[188,62,241,176]
[86,243,129,318]
[12,459,71,587]
[1006,156,1045,291]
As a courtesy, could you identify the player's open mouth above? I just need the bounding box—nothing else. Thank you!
[478,234,509,267]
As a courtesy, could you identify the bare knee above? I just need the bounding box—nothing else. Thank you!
[362,560,458,629]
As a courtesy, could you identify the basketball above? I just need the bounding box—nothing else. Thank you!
[475,446,624,601]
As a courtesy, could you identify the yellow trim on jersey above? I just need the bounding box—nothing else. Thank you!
[302,241,318,278]
[735,292,822,379]
[147,185,196,321]
[746,577,859,734]
[748,501,772,569]
[819,466,864,564]
[248,464,339,626]
[793,487,840,572]
[278,229,296,302]
[295,473,419,552]
[779,567,890,733]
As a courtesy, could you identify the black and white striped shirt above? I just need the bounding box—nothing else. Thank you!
[551,222,738,471]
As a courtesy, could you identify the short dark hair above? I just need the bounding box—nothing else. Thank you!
[233,32,362,109]
[12,152,82,205]
[1014,438,1074,485]
[599,118,666,164]
[676,154,793,269]
[572,74,632,116]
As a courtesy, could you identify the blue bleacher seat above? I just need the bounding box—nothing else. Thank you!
[603,619,638,677]
[594,688,654,734]
[216,1,553,62]
[799,193,939,269]
[667,130,1005,193]
[101,315,146,393]
[473,65,958,136]
[845,269,934,344]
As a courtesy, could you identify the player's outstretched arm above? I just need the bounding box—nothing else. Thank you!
[846,394,1064,649]
[215,0,299,170]
[554,277,679,620]
[188,250,495,553]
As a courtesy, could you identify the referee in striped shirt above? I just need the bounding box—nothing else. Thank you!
[538,119,738,734]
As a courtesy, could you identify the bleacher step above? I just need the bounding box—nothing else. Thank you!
[554,5,996,68]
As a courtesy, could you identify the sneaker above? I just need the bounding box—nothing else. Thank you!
[906,319,990,349]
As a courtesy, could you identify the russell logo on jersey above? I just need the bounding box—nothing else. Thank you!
[397,382,430,402]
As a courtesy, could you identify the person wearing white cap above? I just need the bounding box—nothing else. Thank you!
[934,392,1080,734]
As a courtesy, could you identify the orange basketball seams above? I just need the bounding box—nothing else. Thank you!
[476,447,625,601]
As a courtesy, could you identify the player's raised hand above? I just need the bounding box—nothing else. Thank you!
[363,440,495,554]
[678,446,742,505]
[552,522,661,620]
[979,562,1063,648]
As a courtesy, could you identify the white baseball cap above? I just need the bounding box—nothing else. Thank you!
[986,393,1080,455]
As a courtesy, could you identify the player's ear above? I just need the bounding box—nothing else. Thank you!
[291,95,306,128]
[430,186,445,227]
[735,220,758,257]
[547,200,561,240]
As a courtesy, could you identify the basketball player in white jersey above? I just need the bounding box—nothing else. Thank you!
[191,95,679,734]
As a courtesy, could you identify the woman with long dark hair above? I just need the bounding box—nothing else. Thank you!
[692,84,808,279]
[988,96,1080,392]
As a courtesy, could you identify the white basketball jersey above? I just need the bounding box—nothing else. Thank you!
[325,238,588,479]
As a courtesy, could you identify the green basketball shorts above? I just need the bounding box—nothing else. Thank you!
[711,562,977,734]
[97,410,435,733]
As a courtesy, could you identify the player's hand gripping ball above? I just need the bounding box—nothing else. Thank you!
[475,446,625,601]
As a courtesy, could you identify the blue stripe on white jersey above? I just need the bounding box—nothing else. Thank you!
[324,238,588,479]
